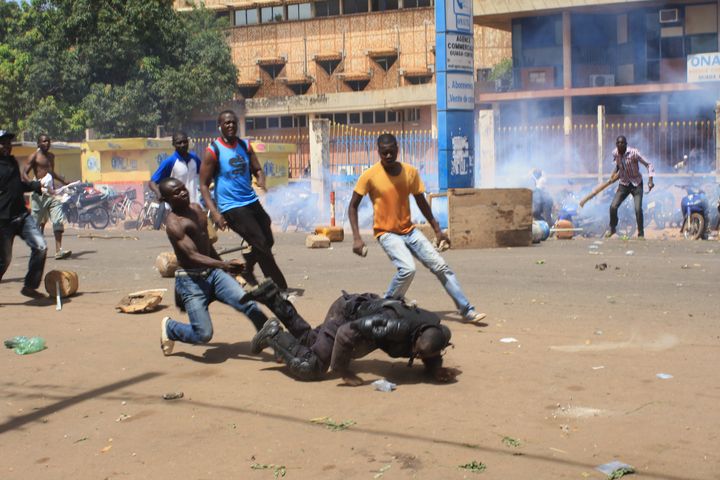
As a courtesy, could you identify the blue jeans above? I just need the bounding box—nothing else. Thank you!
[166,268,268,344]
[0,213,47,289]
[377,228,474,315]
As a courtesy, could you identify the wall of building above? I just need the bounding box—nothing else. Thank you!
[230,8,510,98]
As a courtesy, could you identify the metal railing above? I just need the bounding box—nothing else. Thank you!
[495,119,716,182]
[328,123,438,191]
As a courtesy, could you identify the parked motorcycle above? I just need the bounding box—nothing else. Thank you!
[676,184,709,240]
[643,186,675,230]
[59,182,111,230]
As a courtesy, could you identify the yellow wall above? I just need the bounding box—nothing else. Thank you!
[251,141,293,189]
[81,138,174,184]
[13,144,83,183]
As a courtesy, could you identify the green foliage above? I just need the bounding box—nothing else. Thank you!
[458,460,487,473]
[0,0,238,140]
[488,57,513,82]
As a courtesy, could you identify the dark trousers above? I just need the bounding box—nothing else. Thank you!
[223,201,288,290]
[0,213,47,289]
[609,182,644,236]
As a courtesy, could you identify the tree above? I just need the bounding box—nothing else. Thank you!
[0,0,238,139]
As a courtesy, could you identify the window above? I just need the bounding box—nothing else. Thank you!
[255,117,268,129]
[686,34,717,54]
[319,113,333,121]
[261,6,284,23]
[280,116,293,128]
[403,0,431,7]
[333,113,348,124]
[362,111,374,124]
[235,9,259,26]
[386,110,397,122]
[405,108,420,122]
[342,0,368,15]
[371,0,398,11]
[349,113,361,124]
[661,36,684,58]
[375,111,386,123]
[268,117,280,128]
[288,3,312,20]
[294,116,307,127]
[246,118,255,130]
[315,0,340,17]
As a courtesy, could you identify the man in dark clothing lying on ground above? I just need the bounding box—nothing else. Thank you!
[246,280,458,386]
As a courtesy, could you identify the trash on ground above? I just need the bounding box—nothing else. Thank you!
[250,463,287,479]
[4,336,46,355]
[595,263,608,271]
[596,461,635,478]
[535,259,545,264]
[656,373,673,380]
[100,445,112,453]
[115,289,165,314]
[589,245,599,250]
[592,366,605,370]
[162,392,184,400]
[593,240,603,245]
[372,379,396,392]
[373,464,392,479]
[458,460,487,473]
[309,416,355,431]
[625,250,634,256]
[115,414,132,422]
[681,264,690,269]
[499,337,518,343]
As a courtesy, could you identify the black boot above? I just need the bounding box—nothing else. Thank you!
[251,318,281,354]
[242,279,297,325]
[265,330,324,381]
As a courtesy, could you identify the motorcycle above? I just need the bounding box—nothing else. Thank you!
[643,186,675,230]
[676,184,709,240]
[59,182,111,230]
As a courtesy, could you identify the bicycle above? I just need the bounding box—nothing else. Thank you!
[136,190,162,230]
[109,188,143,227]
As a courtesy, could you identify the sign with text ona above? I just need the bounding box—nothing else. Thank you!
[687,52,720,82]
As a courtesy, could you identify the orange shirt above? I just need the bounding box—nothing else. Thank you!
[354,162,425,237]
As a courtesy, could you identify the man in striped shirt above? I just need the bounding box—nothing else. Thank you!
[606,135,655,238]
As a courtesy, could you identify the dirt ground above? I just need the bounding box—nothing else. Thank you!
[0,227,718,480]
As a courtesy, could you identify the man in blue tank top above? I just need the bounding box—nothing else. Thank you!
[199,110,288,290]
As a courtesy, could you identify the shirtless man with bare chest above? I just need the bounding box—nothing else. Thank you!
[25,134,71,259]
[157,177,269,356]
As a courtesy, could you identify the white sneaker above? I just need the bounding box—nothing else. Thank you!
[463,310,487,323]
[161,317,174,356]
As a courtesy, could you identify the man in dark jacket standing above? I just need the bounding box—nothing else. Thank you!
[0,130,47,298]
[247,280,458,386]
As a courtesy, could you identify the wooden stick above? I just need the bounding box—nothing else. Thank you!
[55,280,62,311]
[77,234,139,240]
[579,173,619,208]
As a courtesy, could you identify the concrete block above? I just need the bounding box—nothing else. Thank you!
[306,234,331,248]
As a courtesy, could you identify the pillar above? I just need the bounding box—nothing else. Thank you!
[597,104,605,182]
[309,118,331,213]
[477,108,496,188]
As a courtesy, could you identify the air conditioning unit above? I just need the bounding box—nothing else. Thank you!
[590,74,615,87]
[659,8,679,24]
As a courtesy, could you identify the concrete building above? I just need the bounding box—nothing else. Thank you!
[173,0,511,137]
[474,0,720,177]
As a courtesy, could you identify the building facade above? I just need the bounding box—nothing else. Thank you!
[474,0,720,178]
[174,0,511,137]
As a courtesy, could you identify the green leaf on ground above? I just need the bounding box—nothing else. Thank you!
[608,467,635,479]
[458,460,487,473]
[502,436,521,447]
[309,416,356,431]
[250,463,287,478]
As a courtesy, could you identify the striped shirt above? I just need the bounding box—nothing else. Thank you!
[612,147,654,187]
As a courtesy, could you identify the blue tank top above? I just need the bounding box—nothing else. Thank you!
[211,138,258,212]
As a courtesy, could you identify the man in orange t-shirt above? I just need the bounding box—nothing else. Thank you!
[348,133,486,323]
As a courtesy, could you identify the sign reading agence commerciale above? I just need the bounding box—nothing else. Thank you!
[687,52,720,82]
[446,33,474,72]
